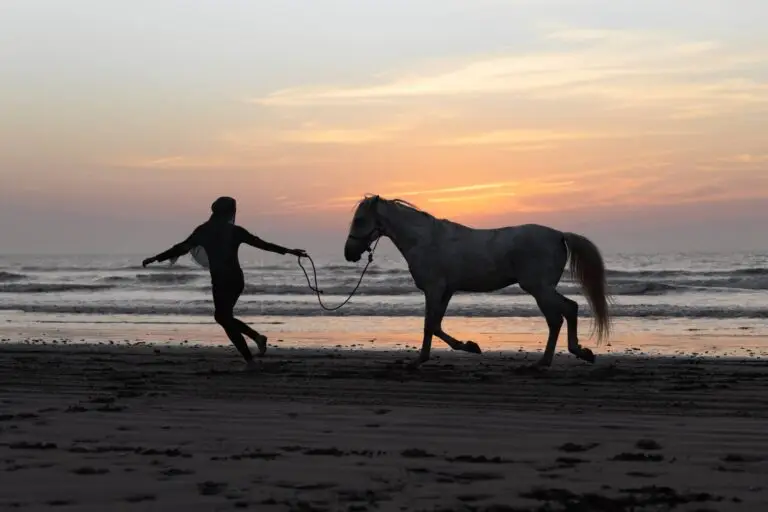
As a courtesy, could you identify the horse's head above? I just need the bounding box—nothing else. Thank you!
[344,195,382,262]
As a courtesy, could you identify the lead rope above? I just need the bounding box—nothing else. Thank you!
[296,238,380,311]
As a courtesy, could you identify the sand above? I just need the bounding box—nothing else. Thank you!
[1,342,767,511]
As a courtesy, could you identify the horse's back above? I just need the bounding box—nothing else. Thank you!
[422,222,565,292]
[466,223,562,249]
[436,222,565,261]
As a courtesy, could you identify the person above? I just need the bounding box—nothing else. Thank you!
[142,196,307,369]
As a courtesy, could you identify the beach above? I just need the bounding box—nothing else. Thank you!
[2,251,768,510]
[2,340,768,511]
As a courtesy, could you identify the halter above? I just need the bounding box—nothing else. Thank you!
[346,227,381,255]
[346,195,384,254]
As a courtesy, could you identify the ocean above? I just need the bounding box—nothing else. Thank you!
[1,251,767,356]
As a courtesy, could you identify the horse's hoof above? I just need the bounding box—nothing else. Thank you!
[464,341,482,354]
[580,349,596,364]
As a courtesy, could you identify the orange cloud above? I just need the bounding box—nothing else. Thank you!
[434,130,620,147]
[719,153,768,164]
[249,27,765,116]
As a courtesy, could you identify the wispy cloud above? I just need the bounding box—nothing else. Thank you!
[114,155,237,170]
[329,179,581,211]
[275,122,412,145]
[434,129,619,147]
[111,152,335,171]
[695,153,768,174]
[554,78,768,118]
[248,26,766,118]
[125,25,767,170]
[718,153,768,164]
[426,191,518,203]
[331,181,520,203]
[253,200,353,217]
[220,113,440,148]
[544,27,659,44]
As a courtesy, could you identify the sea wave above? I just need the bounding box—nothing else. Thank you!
[0,271,26,282]
[606,267,768,278]
[0,283,117,293]
[225,278,768,296]
[2,274,767,295]
[134,273,202,285]
[2,301,766,319]
[11,261,766,275]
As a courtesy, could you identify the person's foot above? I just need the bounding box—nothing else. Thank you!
[255,334,268,357]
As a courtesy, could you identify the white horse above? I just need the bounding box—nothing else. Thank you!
[343,195,612,368]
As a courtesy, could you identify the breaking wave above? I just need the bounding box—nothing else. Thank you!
[0,283,117,294]
[0,271,27,282]
[2,301,766,319]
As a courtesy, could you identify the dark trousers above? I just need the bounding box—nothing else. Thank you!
[212,274,261,361]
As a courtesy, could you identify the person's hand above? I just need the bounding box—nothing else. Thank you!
[289,249,308,258]
[142,257,156,268]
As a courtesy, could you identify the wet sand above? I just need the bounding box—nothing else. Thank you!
[1,342,767,511]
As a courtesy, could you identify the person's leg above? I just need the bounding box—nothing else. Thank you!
[232,318,267,355]
[212,282,254,362]
[229,278,268,356]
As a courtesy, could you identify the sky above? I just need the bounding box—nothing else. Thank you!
[1,0,767,256]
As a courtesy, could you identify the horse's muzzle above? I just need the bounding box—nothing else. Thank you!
[344,248,361,263]
[344,240,364,262]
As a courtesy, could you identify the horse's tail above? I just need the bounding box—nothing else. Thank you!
[562,232,612,345]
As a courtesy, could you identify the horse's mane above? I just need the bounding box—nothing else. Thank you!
[390,198,423,212]
[350,193,466,233]
[357,194,433,219]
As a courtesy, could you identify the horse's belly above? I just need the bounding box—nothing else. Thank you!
[456,274,517,292]
[449,261,517,292]
[407,241,517,292]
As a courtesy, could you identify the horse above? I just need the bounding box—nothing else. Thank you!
[343,194,612,368]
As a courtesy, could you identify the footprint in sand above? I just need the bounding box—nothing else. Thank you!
[611,452,665,462]
[635,439,663,450]
[45,499,77,507]
[557,442,600,453]
[71,466,110,475]
[401,449,436,459]
[197,481,228,496]
[124,494,156,503]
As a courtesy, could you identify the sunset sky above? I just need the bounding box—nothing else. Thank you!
[1,0,766,256]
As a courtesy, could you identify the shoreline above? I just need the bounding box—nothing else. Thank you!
[1,340,767,361]
[2,312,768,359]
[2,343,768,510]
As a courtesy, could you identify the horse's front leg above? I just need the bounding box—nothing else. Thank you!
[431,291,482,354]
[435,328,482,354]
[408,288,447,369]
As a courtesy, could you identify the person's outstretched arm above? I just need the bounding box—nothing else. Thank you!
[237,226,307,257]
[143,229,200,267]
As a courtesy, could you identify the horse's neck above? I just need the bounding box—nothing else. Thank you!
[379,202,433,257]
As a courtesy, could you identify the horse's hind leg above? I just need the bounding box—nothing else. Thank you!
[562,295,595,363]
[521,285,565,367]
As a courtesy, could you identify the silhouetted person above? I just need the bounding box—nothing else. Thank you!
[142,196,307,368]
